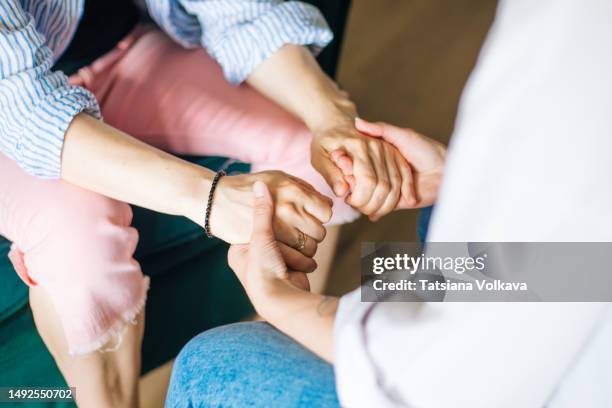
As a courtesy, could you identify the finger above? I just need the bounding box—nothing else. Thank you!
[301,190,333,224]
[278,243,317,273]
[330,149,354,176]
[345,139,377,208]
[274,218,318,257]
[353,140,390,215]
[288,271,311,292]
[311,147,349,197]
[355,117,385,137]
[356,117,409,149]
[251,181,276,245]
[356,118,421,162]
[277,202,326,242]
[345,175,356,190]
[332,151,354,177]
[330,149,345,163]
[298,233,318,258]
[369,144,402,220]
[395,149,417,207]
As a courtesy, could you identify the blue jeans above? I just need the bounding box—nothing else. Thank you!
[418,205,433,243]
[165,322,340,407]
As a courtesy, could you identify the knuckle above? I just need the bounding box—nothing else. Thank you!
[304,260,317,273]
[361,174,377,190]
[347,193,366,209]
[371,139,384,153]
[317,225,327,241]
[286,182,303,196]
[276,202,295,218]
[348,138,368,153]
[317,194,333,211]
[324,206,333,223]
[360,206,375,216]
[304,244,317,257]
[379,179,391,192]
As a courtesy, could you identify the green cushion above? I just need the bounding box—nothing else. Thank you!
[0,157,254,407]
[0,240,26,323]
[0,307,73,408]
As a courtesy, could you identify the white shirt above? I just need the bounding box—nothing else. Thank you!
[334,0,612,406]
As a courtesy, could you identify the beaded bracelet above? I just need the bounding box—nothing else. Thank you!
[204,169,227,238]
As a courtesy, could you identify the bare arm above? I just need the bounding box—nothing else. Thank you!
[61,113,212,226]
[260,287,338,362]
[247,45,415,218]
[247,44,353,136]
[60,114,331,271]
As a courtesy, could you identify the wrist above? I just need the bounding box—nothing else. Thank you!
[304,94,357,135]
[250,280,301,321]
[204,174,254,243]
[180,167,215,228]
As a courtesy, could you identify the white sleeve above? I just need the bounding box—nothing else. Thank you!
[335,0,612,405]
[334,291,605,408]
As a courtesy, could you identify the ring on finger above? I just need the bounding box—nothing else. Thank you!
[294,230,306,251]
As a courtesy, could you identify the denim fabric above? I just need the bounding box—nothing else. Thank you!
[418,206,434,243]
[166,322,340,408]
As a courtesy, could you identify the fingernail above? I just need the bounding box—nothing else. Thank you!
[334,181,345,195]
[253,181,266,198]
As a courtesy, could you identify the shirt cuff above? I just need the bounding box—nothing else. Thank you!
[18,85,101,179]
[208,2,334,84]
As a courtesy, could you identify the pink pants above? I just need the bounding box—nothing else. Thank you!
[0,26,357,355]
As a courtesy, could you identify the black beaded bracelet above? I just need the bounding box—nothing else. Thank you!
[204,169,227,238]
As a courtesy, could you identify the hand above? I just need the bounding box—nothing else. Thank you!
[310,109,413,219]
[228,181,311,313]
[246,44,408,219]
[210,171,332,272]
[332,118,446,214]
[228,182,337,362]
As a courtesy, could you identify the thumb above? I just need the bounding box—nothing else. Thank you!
[355,117,407,146]
[355,117,384,137]
[251,181,276,245]
[356,118,419,161]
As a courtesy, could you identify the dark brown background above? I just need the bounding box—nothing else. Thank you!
[328,0,497,294]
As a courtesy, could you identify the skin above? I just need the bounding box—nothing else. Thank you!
[33,31,435,403]
[31,40,417,407]
[229,124,447,362]
[247,45,413,218]
[30,287,144,408]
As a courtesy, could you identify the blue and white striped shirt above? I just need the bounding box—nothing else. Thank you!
[0,0,332,178]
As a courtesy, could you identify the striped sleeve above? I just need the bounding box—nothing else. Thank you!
[147,0,333,84]
[0,1,100,178]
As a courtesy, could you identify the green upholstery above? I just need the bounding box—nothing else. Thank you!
[0,157,253,408]
[0,240,26,323]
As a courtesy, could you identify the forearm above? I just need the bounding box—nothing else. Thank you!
[246,44,356,132]
[258,287,338,362]
[61,113,212,226]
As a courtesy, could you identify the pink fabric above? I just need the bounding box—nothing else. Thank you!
[0,26,357,354]
[69,26,357,224]
[0,155,147,355]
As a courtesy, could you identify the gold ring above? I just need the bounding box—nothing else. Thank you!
[295,230,306,251]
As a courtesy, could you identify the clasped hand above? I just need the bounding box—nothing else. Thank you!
[312,116,446,220]
[215,115,446,276]
[228,181,311,316]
